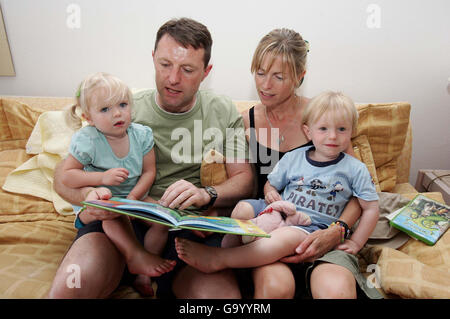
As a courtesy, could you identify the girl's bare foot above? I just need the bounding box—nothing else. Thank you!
[127,249,176,277]
[175,237,224,273]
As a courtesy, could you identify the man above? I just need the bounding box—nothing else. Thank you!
[48,18,253,298]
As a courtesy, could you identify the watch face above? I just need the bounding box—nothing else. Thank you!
[205,186,217,197]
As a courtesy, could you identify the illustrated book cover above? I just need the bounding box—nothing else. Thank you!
[390,194,449,245]
[82,197,270,237]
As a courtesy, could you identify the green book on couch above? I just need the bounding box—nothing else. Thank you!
[390,194,449,245]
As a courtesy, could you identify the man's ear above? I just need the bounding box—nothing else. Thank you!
[202,64,213,80]
[302,124,311,139]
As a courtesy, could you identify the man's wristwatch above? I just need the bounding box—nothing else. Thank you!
[201,186,217,210]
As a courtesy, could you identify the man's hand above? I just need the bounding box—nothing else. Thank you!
[79,187,121,223]
[102,168,129,186]
[280,226,341,263]
[159,180,210,210]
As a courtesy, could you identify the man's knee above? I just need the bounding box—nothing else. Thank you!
[48,233,125,298]
[310,263,357,299]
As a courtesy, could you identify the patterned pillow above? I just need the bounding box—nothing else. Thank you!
[351,135,381,192]
[354,102,410,192]
[0,98,43,151]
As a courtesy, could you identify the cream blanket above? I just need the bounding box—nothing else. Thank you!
[2,110,77,215]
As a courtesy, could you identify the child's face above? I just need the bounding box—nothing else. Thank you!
[84,92,131,139]
[303,111,353,161]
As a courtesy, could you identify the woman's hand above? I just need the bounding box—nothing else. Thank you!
[280,226,341,263]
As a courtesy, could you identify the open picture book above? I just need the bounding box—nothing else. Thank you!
[82,197,270,238]
[389,194,449,245]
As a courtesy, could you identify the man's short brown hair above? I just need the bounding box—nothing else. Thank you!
[155,18,213,68]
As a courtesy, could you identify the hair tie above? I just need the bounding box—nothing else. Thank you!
[304,40,310,52]
[75,84,81,98]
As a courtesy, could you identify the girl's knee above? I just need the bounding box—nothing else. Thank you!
[231,201,255,219]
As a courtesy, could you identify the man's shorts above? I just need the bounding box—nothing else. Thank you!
[72,219,223,299]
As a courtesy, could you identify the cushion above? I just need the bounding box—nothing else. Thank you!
[354,102,410,192]
[0,149,56,217]
[351,135,381,192]
[2,110,77,215]
[0,99,43,151]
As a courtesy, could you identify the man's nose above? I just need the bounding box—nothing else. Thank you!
[169,67,181,85]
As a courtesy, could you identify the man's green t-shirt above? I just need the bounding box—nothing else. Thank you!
[132,89,248,200]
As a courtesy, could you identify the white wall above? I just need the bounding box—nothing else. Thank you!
[1,0,449,186]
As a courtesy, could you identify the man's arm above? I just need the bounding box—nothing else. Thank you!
[54,160,94,206]
[54,160,119,224]
[159,160,254,211]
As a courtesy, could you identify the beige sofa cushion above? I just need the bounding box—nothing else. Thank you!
[354,102,411,192]
[351,135,381,192]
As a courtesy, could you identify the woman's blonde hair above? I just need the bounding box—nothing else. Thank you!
[302,91,358,133]
[251,28,309,88]
[65,72,133,129]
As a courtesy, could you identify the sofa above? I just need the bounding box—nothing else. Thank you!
[0,95,449,299]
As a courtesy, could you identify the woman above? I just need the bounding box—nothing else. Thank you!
[240,29,380,299]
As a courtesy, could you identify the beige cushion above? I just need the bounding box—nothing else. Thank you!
[351,135,381,192]
[0,99,42,151]
[354,102,411,192]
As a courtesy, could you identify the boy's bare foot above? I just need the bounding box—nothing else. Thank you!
[175,237,224,273]
[133,275,154,297]
[127,249,176,277]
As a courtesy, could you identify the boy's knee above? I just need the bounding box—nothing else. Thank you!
[310,263,357,299]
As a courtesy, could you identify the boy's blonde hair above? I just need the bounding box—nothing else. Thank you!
[251,28,309,88]
[302,91,358,133]
[66,72,133,129]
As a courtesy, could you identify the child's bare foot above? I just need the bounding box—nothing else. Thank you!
[127,249,176,277]
[133,275,154,297]
[175,237,224,273]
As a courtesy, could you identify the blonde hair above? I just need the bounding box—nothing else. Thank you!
[302,91,358,133]
[251,28,308,88]
[65,72,133,129]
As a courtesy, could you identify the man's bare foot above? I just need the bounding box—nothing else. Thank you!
[175,237,224,273]
[133,275,154,297]
[127,249,176,277]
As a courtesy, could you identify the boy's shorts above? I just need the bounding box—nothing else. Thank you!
[239,199,383,299]
[236,249,382,299]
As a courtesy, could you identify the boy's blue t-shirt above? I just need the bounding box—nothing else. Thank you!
[268,146,378,226]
